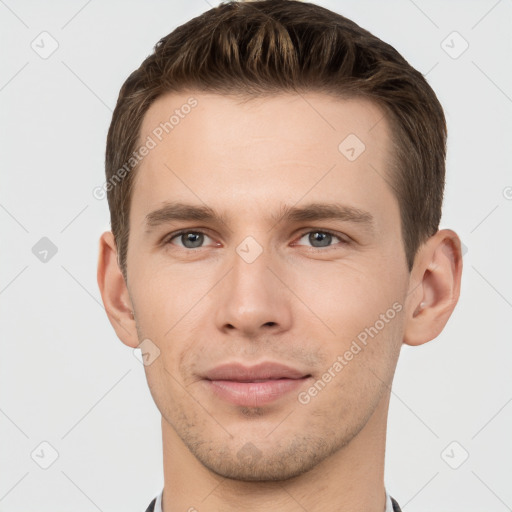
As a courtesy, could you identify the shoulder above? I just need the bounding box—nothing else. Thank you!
[144,497,156,512]
[391,496,402,512]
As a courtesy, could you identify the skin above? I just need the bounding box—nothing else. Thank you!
[97,91,462,512]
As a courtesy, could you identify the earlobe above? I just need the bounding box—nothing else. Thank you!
[403,229,463,346]
[97,231,140,348]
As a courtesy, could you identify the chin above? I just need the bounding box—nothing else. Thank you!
[188,436,337,483]
[201,457,312,482]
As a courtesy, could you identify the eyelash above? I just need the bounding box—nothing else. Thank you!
[163,228,350,250]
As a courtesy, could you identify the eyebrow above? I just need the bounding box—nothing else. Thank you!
[144,201,375,234]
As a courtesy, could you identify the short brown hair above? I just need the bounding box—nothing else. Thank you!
[105,0,446,280]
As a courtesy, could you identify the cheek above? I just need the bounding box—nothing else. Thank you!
[143,361,194,427]
[291,260,406,395]
[292,260,404,343]
[131,258,211,332]
[298,304,404,424]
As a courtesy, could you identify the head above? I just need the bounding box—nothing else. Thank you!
[98,0,462,482]
[105,0,447,280]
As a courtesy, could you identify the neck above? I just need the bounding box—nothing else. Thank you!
[161,393,390,512]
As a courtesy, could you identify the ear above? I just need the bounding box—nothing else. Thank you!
[403,229,463,346]
[97,231,139,348]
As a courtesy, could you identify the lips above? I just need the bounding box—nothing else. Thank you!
[202,362,311,407]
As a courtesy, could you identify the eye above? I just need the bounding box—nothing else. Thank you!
[163,229,349,251]
[293,230,349,249]
[165,230,215,249]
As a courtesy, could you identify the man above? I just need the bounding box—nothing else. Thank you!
[97,1,462,510]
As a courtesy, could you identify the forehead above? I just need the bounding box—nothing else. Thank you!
[139,90,389,155]
[131,90,398,232]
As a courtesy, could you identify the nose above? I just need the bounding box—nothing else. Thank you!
[214,244,292,339]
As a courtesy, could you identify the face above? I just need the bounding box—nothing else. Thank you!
[125,91,410,480]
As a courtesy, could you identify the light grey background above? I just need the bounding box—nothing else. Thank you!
[1,0,511,510]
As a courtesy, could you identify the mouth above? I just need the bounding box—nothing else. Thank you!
[202,362,312,407]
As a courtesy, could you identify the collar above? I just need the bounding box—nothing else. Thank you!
[152,488,396,512]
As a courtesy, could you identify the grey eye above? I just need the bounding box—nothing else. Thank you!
[171,231,210,249]
[297,231,342,248]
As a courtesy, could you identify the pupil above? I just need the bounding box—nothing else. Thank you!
[310,232,330,247]
[184,232,203,248]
